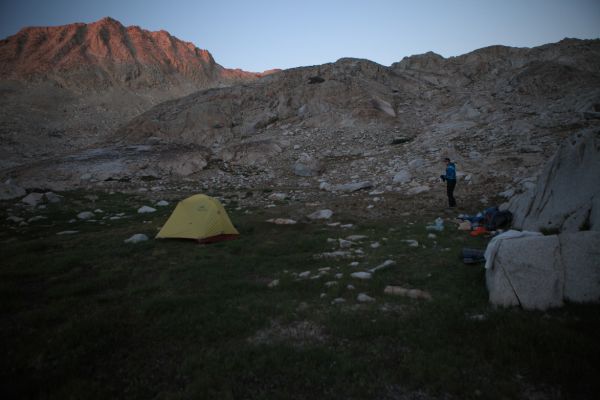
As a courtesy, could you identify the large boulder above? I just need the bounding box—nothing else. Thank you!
[508,130,600,232]
[486,231,600,310]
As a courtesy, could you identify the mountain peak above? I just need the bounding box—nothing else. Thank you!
[0,17,263,88]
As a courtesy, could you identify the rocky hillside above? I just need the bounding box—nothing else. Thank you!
[104,39,600,198]
[2,36,599,213]
[0,17,270,168]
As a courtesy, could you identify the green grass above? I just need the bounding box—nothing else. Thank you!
[0,191,598,399]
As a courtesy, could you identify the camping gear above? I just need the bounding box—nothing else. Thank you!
[156,194,239,243]
[426,217,444,231]
[470,226,489,237]
[458,220,472,231]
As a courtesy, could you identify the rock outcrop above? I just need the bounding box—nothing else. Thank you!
[486,231,600,310]
[487,130,600,311]
[507,129,600,233]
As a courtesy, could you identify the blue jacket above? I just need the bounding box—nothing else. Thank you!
[445,162,456,180]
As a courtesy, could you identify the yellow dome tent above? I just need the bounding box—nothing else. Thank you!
[156,194,239,243]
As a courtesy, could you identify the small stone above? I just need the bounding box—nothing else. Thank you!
[384,285,432,300]
[6,216,24,223]
[346,284,355,290]
[318,251,352,258]
[340,224,353,228]
[44,192,62,203]
[268,279,280,288]
[349,261,359,267]
[307,209,333,220]
[401,239,419,247]
[298,271,311,278]
[267,218,297,225]
[320,293,327,299]
[318,267,331,272]
[268,192,287,201]
[331,297,346,304]
[427,233,437,239]
[124,234,149,243]
[77,211,95,220]
[370,242,381,248]
[346,235,367,241]
[369,259,396,273]
[357,293,376,303]
[325,281,338,287]
[21,193,44,207]
[156,200,170,206]
[94,209,104,213]
[27,216,47,223]
[350,271,372,280]
[57,230,78,235]
[335,273,343,279]
[138,206,157,214]
[339,239,353,248]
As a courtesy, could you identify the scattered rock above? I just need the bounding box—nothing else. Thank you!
[44,192,62,203]
[331,298,346,305]
[393,170,412,184]
[27,216,47,223]
[318,251,352,258]
[384,285,432,300]
[401,240,419,247]
[370,242,381,248]
[268,192,287,201]
[57,230,79,235]
[294,153,322,177]
[325,281,338,287]
[137,206,157,213]
[406,185,430,195]
[338,239,353,248]
[369,259,396,273]
[357,293,375,303]
[156,200,169,206]
[21,193,44,207]
[77,211,95,220]
[268,279,280,288]
[346,284,355,290]
[267,218,297,225]
[307,209,333,220]
[298,271,311,278]
[350,271,372,280]
[124,233,149,243]
[346,235,367,241]
[6,216,24,223]
[332,181,373,193]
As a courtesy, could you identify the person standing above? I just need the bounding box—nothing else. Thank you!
[440,157,457,207]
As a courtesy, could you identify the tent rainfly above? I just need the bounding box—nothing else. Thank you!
[156,194,239,243]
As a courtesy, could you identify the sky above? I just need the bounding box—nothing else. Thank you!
[1,0,599,72]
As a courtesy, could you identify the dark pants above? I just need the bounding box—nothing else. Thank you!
[446,179,456,207]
